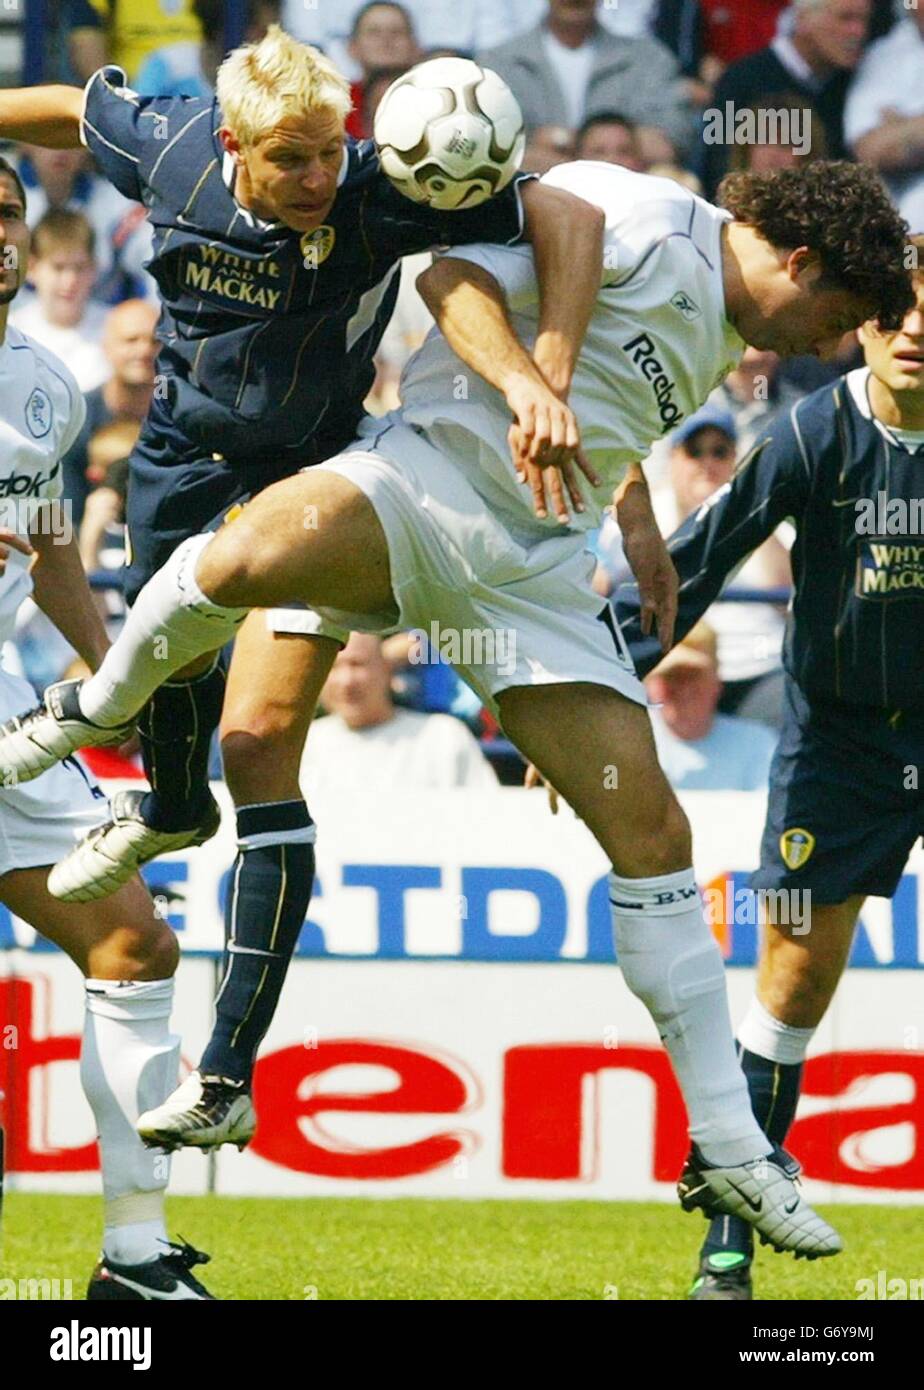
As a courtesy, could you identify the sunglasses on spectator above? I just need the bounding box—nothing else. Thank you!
[685,440,735,460]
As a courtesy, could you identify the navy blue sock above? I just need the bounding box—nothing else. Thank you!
[700,1047,804,1263]
[136,663,226,831]
[200,800,315,1084]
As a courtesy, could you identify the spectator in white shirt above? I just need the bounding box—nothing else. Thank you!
[844,6,924,234]
[301,633,499,795]
[10,209,109,391]
[646,623,778,792]
[479,0,693,155]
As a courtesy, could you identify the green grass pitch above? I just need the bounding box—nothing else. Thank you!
[1,1193,916,1300]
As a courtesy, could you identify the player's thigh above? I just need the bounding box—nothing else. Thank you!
[221,615,341,803]
[497,681,691,875]
[198,468,395,614]
[757,894,864,1028]
[0,868,176,981]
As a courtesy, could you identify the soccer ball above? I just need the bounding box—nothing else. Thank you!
[373,57,525,211]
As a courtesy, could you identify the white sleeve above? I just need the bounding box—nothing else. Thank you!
[57,378,88,461]
[534,160,667,287]
[433,159,626,306]
[435,161,668,305]
[434,240,540,311]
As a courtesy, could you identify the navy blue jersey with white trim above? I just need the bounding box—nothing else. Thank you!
[617,367,924,712]
[80,67,531,465]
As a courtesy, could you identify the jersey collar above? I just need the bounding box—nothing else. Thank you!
[849,365,924,453]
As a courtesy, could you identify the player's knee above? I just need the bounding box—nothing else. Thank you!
[221,724,304,803]
[91,919,179,982]
[620,793,692,876]
[142,922,181,979]
[198,524,273,608]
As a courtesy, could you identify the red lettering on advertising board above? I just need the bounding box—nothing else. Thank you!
[2,971,923,1193]
[250,1039,475,1178]
[0,978,96,1172]
[502,1045,688,1181]
[788,1052,924,1189]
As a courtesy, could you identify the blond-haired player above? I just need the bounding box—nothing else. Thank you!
[0,26,604,1144]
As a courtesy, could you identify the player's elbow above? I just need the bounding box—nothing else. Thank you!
[415,260,445,313]
[417,257,503,318]
[522,182,605,246]
[572,194,606,237]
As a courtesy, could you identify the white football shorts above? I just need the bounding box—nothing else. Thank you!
[0,668,107,877]
[303,420,646,718]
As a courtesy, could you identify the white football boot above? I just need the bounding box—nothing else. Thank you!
[49,787,221,902]
[137,1071,256,1152]
[678,1144,843,1259]
[0,678,133,784]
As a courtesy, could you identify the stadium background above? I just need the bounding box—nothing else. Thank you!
[0,0,923,1249]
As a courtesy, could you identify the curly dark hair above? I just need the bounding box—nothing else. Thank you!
[718,160,914,330]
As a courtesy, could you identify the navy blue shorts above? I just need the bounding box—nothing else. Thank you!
[752,676,924,903]
[122,435,316,606]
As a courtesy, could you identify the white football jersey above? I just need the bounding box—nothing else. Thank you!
[399,161,746,535]
[0,326,86,643]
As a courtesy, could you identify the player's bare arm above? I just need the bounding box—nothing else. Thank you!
[28,500,111,672]
[0,83,84,147]
[516,180,606,401]
[417,257,600,523]
[613,462,678,653]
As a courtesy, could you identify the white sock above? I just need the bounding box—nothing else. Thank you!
[78,533,247,728]
[609,868,770,1167]
[738,996,816,1066]
[81,977,180,1266]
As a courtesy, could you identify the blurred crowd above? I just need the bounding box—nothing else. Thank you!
[2,0,922,792]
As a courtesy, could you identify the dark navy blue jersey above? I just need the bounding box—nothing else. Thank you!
[79,66,533,466]
[617,367,924,713]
